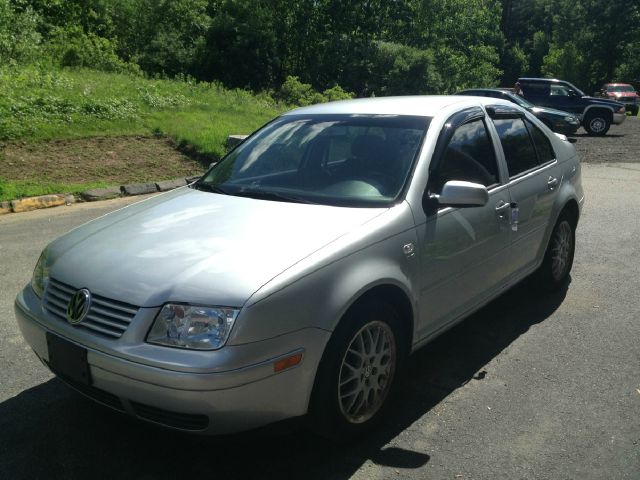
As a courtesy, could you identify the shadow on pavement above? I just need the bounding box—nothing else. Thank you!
[571,132,624,138]
[0,277,568,479]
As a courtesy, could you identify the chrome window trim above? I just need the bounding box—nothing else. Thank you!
[507,159,558,185]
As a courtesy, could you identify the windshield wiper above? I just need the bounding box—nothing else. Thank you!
[233,188,315,204]
[193,182,229,195]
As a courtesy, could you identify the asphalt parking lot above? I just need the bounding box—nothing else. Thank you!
[1,124,639,479]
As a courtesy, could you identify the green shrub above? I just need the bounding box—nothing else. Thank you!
[47,28,141,75]
[322,85,353,102]
[277,76,353,106]
[369,42,442,96]
[0,0,42,64]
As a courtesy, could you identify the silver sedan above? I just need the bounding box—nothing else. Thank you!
[15,96,584,437]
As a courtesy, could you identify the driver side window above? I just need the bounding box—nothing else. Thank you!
[431,118,500,194]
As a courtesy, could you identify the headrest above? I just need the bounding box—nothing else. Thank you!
[351,135,387,158]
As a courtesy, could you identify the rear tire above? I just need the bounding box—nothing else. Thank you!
[584,111,611,136]
[537,213,576,290]
[308,300,406,441]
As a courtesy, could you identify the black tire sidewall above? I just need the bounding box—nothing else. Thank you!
[308,300,406,440]
[538,214,576,290]
[584,112,610,136]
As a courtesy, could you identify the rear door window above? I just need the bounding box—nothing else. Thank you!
[492,117,538,177]
[521,82,550,96]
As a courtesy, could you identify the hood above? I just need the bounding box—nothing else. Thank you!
[582,95,625,108]
[531,106,578,118]
[609,92,638,98]
[48,188,386,307]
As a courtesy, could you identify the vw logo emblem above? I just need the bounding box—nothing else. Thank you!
[67,289,91,324]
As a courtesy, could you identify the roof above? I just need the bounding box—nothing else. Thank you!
[518,77,563,83]
[284,95,508,117]
[603,83,633,87]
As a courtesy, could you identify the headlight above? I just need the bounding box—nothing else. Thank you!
[147,304,240,350]
[31,249,50,298]
[564,116,579,124]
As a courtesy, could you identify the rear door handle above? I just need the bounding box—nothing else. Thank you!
[547,176,558,190]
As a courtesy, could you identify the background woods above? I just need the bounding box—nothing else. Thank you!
[1,0,638,97]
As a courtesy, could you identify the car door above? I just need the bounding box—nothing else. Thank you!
[487,107,561,274]
[545,83,582,115]
[414,108,512,339]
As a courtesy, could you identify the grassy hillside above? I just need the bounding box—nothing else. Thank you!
[0,66,284,201]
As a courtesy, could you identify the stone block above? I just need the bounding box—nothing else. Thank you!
[226,134,248,149]
[81,187,121,202]
[121,182,158,196]
[0,201,11,215]
[10,194,66,213]
[156,178,188,192]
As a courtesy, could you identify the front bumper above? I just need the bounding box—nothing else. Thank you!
[556,122,580,135]
[15,287,330,434]
[613,112,627,125]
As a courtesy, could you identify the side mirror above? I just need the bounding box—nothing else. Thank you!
[430,180,489,208]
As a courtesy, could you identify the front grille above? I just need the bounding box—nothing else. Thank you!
[130,401,209,431]
[44,278,139,339]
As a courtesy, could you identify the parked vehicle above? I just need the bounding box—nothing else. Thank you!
[517,77,626,135]
[456,88,580,134]
[596,83,639,116]
[15,96,584,438]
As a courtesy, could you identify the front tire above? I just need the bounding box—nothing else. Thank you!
[584,111,611,136]
[537,214,576,290]
[308,300,405,440]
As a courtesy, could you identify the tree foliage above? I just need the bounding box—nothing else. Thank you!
[500,0,640,91]
[2,0,638,98]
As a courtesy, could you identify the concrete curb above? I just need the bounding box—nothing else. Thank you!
[226,134,248,149]
[1,175,200,215]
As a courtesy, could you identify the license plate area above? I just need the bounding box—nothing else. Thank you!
[46,332,91,385]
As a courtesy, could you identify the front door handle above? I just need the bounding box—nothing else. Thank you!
[547,176,558,190]
[495,200,510,218]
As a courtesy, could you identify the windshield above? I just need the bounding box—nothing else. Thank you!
[564,81,585,96]
[507,92,535,108]
[608,85,635,93]
[196,114,430,207]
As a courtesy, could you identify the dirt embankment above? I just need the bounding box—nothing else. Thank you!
[0,136,205,184]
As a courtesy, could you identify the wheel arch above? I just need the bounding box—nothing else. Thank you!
[537,195,581,263]
[341,283,415,354]
[583,105,614,119]
[560,198,580,228]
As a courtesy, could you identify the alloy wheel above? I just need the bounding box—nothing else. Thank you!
[589,117,606,134]
[551,221,573,281]
[338,320,396,424]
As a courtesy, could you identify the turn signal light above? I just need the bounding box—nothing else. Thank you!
[273,352,303,372]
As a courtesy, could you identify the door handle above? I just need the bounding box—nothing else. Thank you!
[547,176,558,189]
[495,200,510,218]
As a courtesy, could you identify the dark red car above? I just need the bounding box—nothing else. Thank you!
[598,83,639,115]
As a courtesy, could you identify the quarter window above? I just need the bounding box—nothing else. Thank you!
[493,118,538,177]
[431,118,499,193]
[520,82,550,96]
[525,119,555,163]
